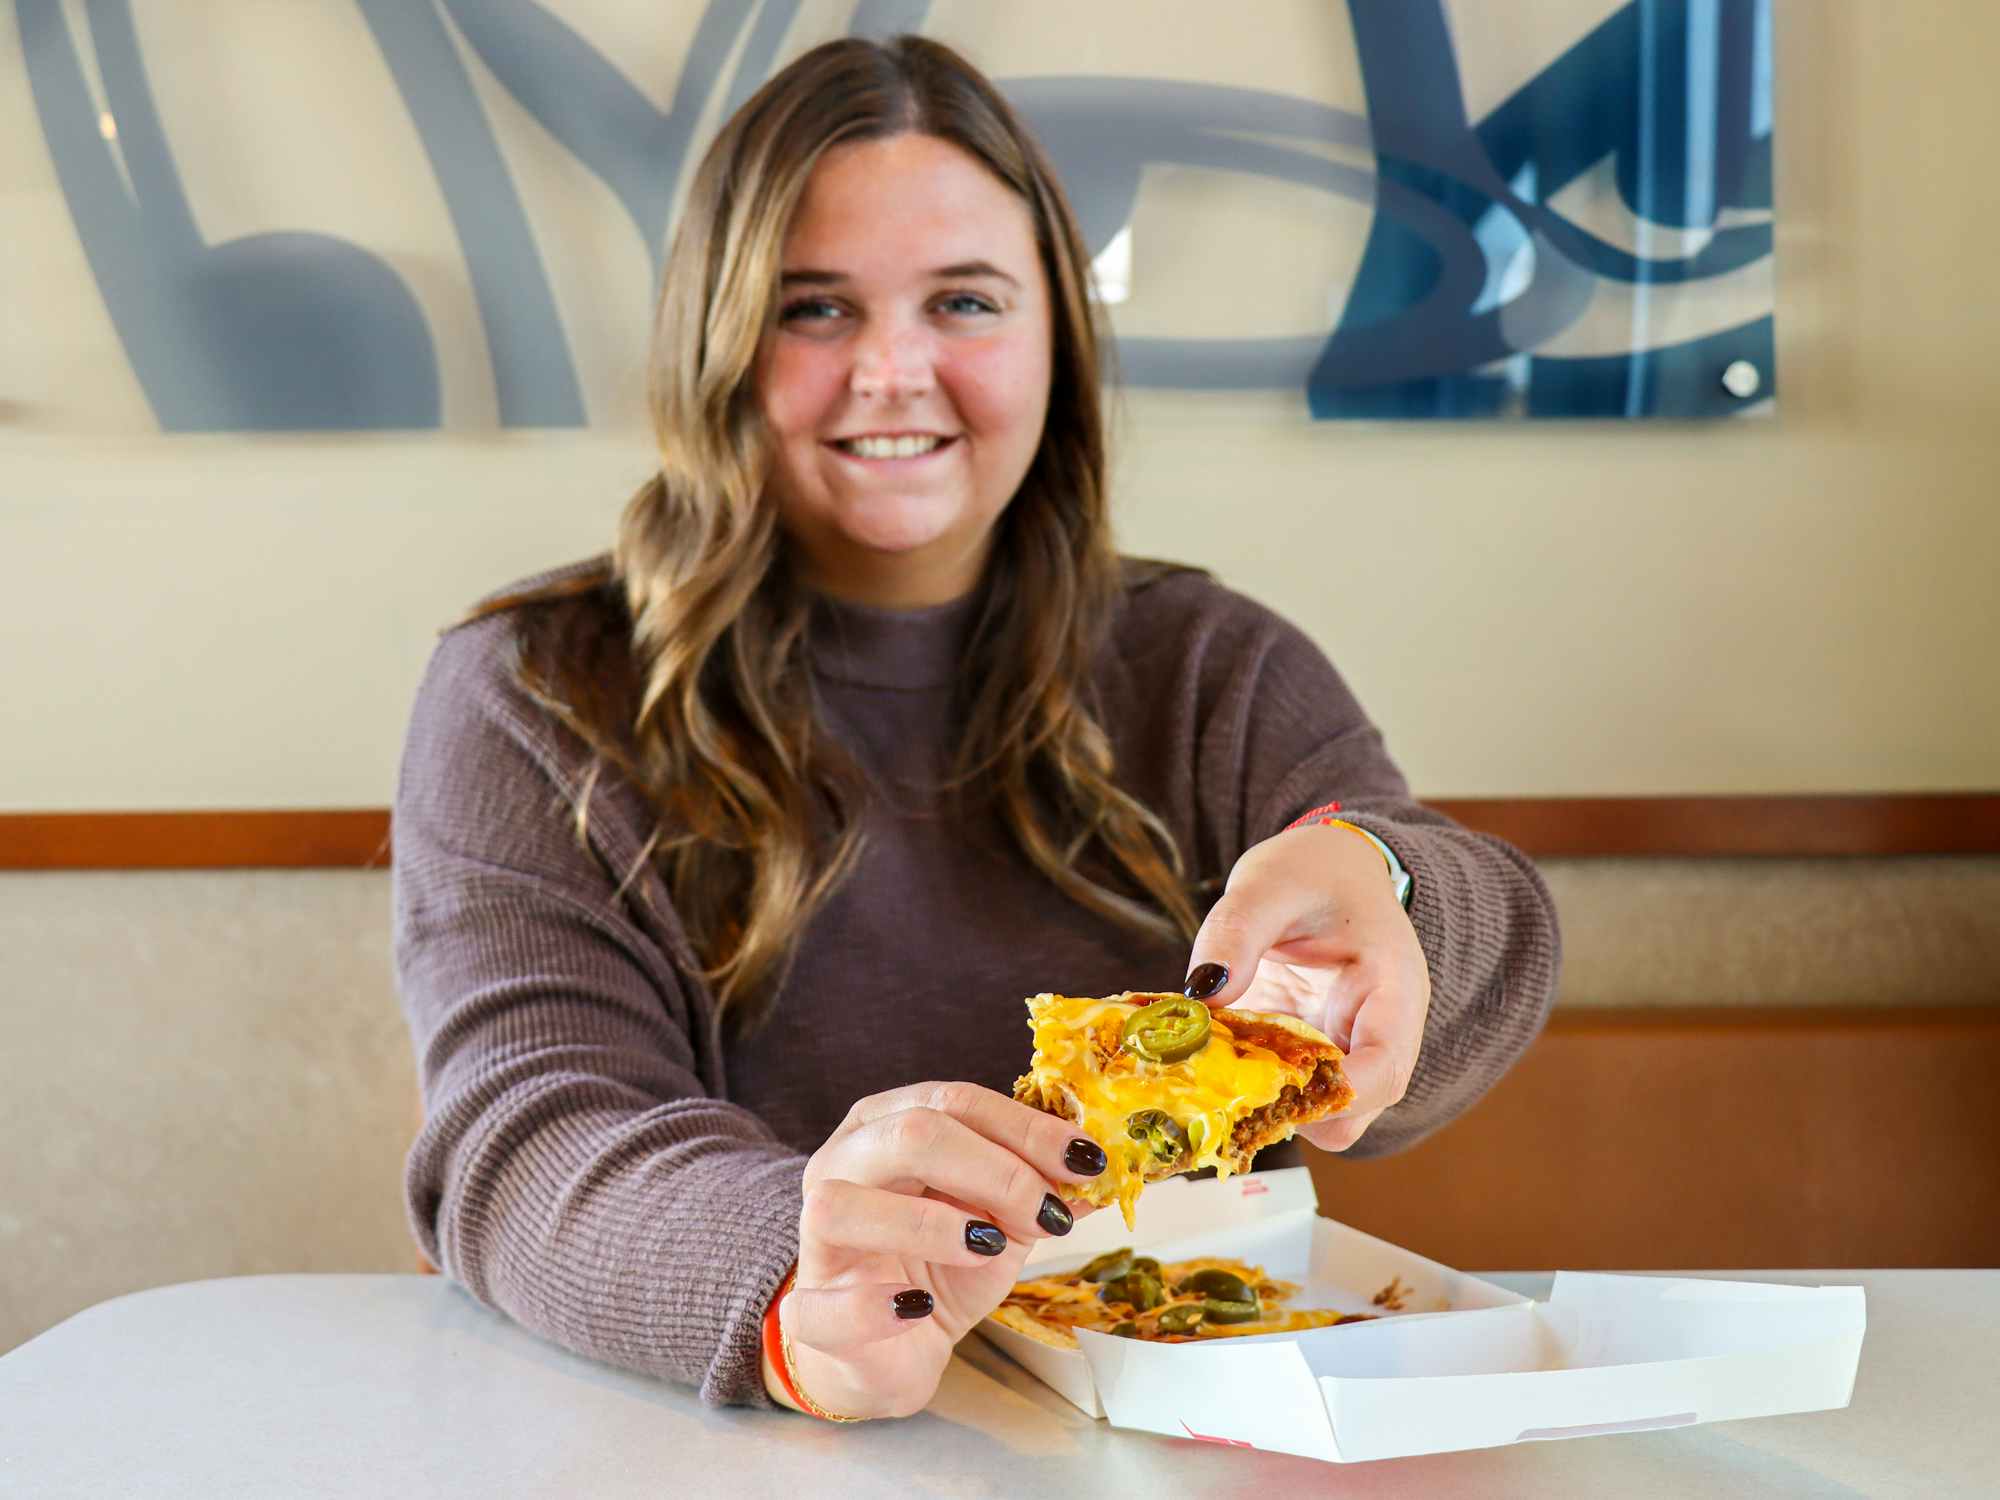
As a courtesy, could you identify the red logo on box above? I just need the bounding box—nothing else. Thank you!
[1181,1420,1257,1449]
[1239,1180,1269,1197]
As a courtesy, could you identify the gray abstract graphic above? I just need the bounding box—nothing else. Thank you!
[19,0,1773,429]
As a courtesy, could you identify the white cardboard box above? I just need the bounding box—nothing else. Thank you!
[975,1168,1866,1464]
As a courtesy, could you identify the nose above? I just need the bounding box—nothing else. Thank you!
[849,321,935,403]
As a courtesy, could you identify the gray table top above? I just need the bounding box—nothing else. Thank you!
[2,1270,1994,1498]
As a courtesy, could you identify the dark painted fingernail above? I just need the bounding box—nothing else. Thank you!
[965,1220,1007,1256]
[1064,1137,1107,1176]
[894,1289,934,1319]
[1037,1193,1074,1236]
[1184,962,1229,1000]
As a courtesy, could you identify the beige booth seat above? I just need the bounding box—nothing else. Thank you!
[5,858,1998,1356]
[2,870,414,1356]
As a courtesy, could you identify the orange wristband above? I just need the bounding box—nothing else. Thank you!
[762,1268,861,1422]
[760,1269,799,1407]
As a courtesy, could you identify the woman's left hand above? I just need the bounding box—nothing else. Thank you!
[1182,822,1430,1152]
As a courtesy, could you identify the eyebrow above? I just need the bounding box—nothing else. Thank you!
[779,260,1022,289]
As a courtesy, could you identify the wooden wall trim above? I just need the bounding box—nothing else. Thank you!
[0,810,391,870]
[1429,793,2000,858]
[2,794,1996,870]
[1541,1004,1996,1034]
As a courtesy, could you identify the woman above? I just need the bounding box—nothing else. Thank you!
[393,35,1559,1421]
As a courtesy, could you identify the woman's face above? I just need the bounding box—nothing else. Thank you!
[755,132,1055,608]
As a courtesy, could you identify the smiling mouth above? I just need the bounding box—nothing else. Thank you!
[830,434,954,460]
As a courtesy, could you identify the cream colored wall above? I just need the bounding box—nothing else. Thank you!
[2,3,1994,810]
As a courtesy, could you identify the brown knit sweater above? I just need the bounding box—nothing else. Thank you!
[391,557,1560,1406]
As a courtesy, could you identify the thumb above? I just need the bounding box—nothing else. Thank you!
[784,1281,937,1355]
[1182,873,1319,1009]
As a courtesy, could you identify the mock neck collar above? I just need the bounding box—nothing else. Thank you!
[807,587,984,690]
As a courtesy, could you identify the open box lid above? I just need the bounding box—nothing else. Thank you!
[1081,1270,1866,1463]
[1303,1272,1870,1462]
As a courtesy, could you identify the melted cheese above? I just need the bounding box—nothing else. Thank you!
[1021,992,1311,1229]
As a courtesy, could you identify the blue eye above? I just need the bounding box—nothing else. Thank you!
[779,297,842,323]
[937,292,999,316]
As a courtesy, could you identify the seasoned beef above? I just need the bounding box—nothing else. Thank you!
[1224,1060,1354,1167]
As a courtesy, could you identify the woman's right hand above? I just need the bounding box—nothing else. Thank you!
[776,1081,1109,1419]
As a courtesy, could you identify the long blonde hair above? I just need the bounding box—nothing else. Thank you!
[478,36,1197,1031]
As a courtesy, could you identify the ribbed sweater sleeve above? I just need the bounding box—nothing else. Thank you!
[1158,578,1562,1158]
[391,618,802,1406]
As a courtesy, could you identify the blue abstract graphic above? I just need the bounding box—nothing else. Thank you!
[1317,0,1773,418]
[18,0,1774,429]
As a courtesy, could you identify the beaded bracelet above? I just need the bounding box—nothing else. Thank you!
[1284,800,1344,830]
[762,1268,863,1422]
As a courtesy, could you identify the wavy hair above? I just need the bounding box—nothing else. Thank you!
[475,36,1197,1032]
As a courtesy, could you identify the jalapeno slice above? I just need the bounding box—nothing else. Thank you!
[1078,1248,1134,1283]
[1125,1109,1191,1168]
[1200,1296,1260,1325]
[1110,1321,1139,1338]
[1156,1304,1206,1335]
[1130,1256,1162,1277]
[1099,1272,1164,1311]
[1120,998,1212,1064]
[1177,1268,1255,1304]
